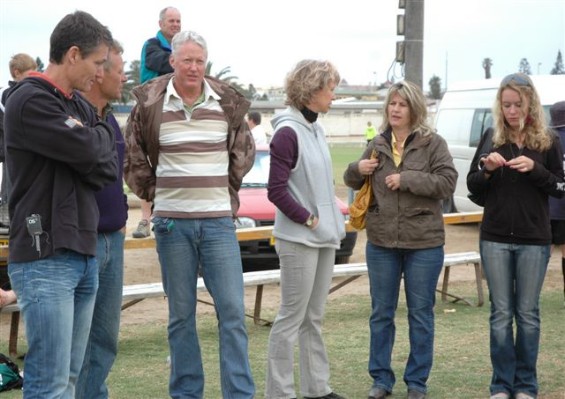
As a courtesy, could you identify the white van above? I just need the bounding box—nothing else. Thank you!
[434,74,565,212]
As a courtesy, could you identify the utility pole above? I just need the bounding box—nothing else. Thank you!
[404,0,424,88]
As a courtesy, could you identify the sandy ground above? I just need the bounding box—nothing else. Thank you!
[117,204,563,326]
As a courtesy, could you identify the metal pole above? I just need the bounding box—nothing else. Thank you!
[404,0,425,88]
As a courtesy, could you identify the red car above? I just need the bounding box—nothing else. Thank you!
[237,146,358,272]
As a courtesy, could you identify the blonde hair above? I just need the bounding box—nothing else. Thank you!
[492,73,551,151]
[9,53,37,79]
[284,59,340,109]
[379,80,434,136]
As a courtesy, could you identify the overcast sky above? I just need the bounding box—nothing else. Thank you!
[0,0,563,91]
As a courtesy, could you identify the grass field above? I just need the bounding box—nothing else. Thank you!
[2,276,564,398]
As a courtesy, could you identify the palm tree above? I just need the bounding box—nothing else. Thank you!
[482,58,493,79]
[428,75,442,99]
[206,61,252,97]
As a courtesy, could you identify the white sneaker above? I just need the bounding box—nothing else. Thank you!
[490,393,510,399]
[515,393,535,399]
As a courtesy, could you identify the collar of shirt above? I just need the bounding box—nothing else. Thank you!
[164,77,221,112]
[391,133,404,166]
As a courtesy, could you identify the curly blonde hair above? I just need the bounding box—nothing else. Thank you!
[284,59,340,109]
[492,73,552,151]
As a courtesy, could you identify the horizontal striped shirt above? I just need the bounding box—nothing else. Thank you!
[153,78,231,219]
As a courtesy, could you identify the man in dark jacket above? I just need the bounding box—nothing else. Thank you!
[3,11,118,398]
[139,6,181,83]
[75,39,128,399]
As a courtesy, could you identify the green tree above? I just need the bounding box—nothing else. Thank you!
[428,75,442,99]
[482,57,493,79]
[121,59,140,104]
[519,58,532,75]
[550,49,565,74]
[35,57,45,72]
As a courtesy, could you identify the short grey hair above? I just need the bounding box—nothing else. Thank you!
[104,39,123,72]
[159,6,179,21]
[171,31,208,59]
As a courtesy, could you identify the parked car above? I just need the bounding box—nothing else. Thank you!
[435,74,565,213]
[236,146,358,272]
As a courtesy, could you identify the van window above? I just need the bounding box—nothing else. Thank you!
[470,109,492,147]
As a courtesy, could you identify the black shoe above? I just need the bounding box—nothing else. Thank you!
[407,389,426,399]
[368,388,390,399]
[304,393,346,399]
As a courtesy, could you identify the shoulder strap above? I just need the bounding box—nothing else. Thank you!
[478,127,494,156]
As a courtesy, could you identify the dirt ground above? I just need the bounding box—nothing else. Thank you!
[117,204,563,326]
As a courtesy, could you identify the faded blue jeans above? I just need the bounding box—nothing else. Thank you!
[8,250,98,399]
[365,243,444,395]
[480,240,550,398]
[76,230,125,399]
[153,216,255,399]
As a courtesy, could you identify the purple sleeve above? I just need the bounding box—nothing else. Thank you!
[267,127,311,224]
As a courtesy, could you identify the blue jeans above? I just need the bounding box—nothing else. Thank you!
[365,243,444,394]
[480,240,549,397]
[8,251,98,399]
[76,230,125,399]
[153,216,255,399]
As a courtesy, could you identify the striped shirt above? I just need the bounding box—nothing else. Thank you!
[153,78,231,219]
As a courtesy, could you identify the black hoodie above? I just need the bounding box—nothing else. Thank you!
[4,75,118,262]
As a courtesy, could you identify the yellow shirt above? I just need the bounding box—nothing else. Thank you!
[391,134,405,166]
[365,125,377,140]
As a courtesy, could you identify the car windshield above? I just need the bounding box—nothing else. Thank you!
[242,151,269,188]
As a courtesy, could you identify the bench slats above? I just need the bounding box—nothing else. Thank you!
[1,251,483,358]
[0,252,482,315]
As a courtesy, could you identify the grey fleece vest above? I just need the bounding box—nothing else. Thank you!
[271,107,345,249]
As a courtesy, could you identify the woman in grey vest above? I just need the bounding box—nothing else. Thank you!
[265,59,346,399]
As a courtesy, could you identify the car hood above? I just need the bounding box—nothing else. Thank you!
[237,187,350,221]
[238,188,275,221]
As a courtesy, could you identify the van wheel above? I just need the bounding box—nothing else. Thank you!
[441,197,456,214]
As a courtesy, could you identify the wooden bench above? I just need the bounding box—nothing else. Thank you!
[1,215,484,358]
[1,251,483,357]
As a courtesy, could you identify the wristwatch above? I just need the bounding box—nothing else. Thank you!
[304,214,315,227]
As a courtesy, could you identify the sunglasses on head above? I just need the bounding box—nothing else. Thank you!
[501,74,531,87]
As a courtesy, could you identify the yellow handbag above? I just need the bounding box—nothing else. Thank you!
[348,149,378,230]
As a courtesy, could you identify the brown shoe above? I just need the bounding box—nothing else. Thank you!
[368,388,389,399]
[407,389,426,399]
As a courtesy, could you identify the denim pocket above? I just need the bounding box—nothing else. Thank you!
[152,216,175,235]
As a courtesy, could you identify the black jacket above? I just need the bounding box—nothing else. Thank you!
[467,130,565,245]
[4,75,118,262]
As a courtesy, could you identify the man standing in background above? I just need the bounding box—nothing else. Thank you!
[0,53,38,218]
[140,6,181,83]
[76,39,129,399]
[247,111,268,145]
[365,121,377,145]
[133,6,182,239]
